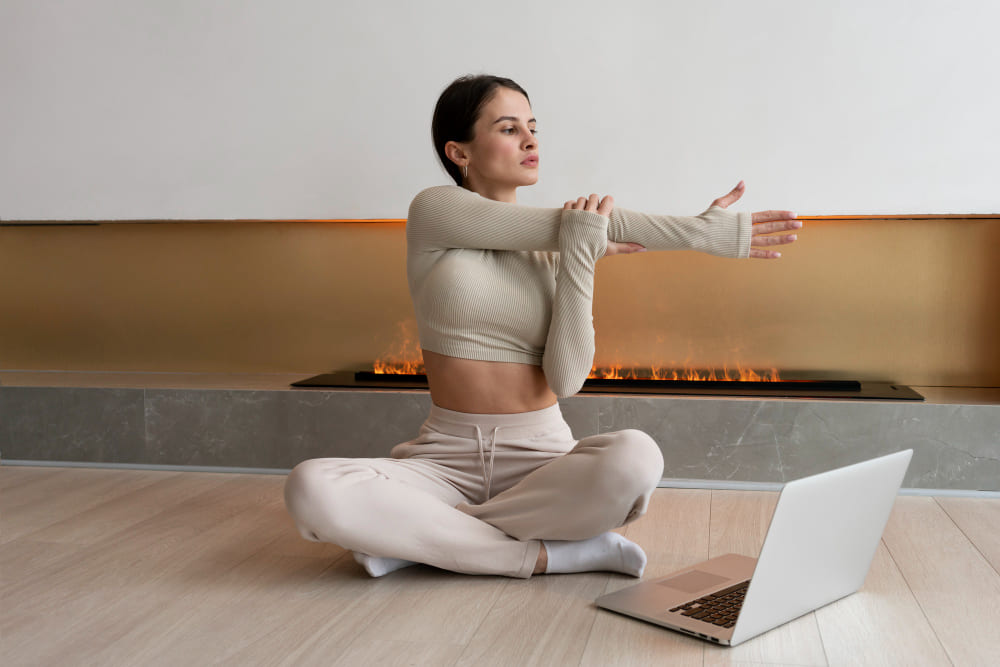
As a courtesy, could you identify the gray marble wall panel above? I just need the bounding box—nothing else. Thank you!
[145,389,433,468]
[1,387,145,463]
[3,385,998,490]
[594,396,1000,491]
[556,395,603,440]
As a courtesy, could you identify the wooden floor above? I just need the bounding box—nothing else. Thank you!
[2,467,998,667]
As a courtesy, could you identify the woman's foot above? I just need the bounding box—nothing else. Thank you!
[353,552,417,577]
[542,532,647,577]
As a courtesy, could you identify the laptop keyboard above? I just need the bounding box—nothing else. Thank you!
[668,580,750,629]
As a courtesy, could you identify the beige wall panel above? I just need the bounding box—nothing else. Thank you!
[594,219,1000,386]
[1,219,997,386]
[0,222,413,374]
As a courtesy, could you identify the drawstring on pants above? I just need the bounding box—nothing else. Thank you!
[474,425,499,503]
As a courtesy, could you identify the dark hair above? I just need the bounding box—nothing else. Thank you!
[432,75,530,186]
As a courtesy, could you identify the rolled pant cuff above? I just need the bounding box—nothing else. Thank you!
[519,539,542,579]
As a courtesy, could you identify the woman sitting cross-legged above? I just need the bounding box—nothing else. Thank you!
[283,74,801,578]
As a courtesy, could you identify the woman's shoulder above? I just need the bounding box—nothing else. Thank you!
[411,184,473,204]
[408,185,484,224]
[415,184,465,195]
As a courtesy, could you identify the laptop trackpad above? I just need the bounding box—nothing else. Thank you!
[658,570,730,594]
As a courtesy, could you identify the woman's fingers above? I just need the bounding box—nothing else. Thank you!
[712,181,745,209]
[753,219,802,236]
[597,195,614,217]
[750,217,801,259]
[752,232,798,246]
[752,209,798,224]
[749,247,784,259]
[564,194,614,217]
[604,240,646,257]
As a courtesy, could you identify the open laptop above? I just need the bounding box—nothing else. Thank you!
[595,449,912,646]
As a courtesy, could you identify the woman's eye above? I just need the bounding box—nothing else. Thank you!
[501,127,538,136]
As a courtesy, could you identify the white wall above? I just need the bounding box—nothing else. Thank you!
[2,0,997,220]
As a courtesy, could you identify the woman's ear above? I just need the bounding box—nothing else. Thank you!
[444,141,469,169]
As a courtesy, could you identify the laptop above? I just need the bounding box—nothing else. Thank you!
[595,449,913,646]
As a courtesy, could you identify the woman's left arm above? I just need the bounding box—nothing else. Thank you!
[541,195,612,398]
[606,181,801,259]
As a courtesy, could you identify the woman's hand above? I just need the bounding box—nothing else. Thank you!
[562,194,646,257]
[712,181,801,259]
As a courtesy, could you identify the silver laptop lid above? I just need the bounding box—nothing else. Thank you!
[730,449,912,645]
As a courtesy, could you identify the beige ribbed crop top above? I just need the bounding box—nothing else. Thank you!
[406,185,752,398]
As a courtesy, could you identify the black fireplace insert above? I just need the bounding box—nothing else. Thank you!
[292,371,924,400]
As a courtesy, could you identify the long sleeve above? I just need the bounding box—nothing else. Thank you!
[542,208,607,398]
[407,185,561,252]
[407,185,751,259]
[608,206,752,258]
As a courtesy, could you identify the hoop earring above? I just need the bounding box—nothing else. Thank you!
[463,165,468,179]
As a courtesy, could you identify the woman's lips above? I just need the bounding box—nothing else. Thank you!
[521,156,539,167]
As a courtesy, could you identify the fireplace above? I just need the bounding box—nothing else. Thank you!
[283,214,998,402]
[293,308,924,400]
[292,368,923,400]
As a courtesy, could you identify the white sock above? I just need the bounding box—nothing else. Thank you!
[353,552,417,577]
[543,532,647,577]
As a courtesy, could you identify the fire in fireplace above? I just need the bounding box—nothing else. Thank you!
[292,321,922,399]
[294,361,923,401]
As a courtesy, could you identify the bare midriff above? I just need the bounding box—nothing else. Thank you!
[422,349,558,415]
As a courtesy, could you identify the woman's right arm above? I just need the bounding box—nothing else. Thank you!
[407,185,563,252]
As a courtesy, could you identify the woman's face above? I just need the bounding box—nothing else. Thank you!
[456,87,538,201]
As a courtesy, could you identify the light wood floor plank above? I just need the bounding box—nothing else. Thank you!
[83,551,337,667]
[455,571,611,667]
[4,467,999,666]
[935,497,1000,574]
[881,496,1000,667]
[0,472,241,595]
[344,566,510,646]
[220,554,418,666]
[704,490,828,667]
[1,467,165,544]
[332,639,466,667]
[814,539,951,666]
[223,557,496,666]
[0,465,65,492]
[21,470,230,545]
[259,531,347,559]
[2,467,113,511]
[707,490,778,560]
[0,475,284,629]
[4,500,295,666]
[0,539,63,587]
[0,468,179,544]
[581,489,712,666]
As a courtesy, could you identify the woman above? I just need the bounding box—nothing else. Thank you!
[284,75,800,579]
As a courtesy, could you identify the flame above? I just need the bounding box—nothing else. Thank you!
[588,364,781,382]
[373,357,781,382]
[373,357,425,375]
[372,321,425,375]
[373,355,779,382]
[372,322,780,381]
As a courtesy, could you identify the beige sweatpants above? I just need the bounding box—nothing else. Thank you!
[283,403,664,578]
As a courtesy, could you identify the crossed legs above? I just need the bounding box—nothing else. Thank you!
[283,429,663,579]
